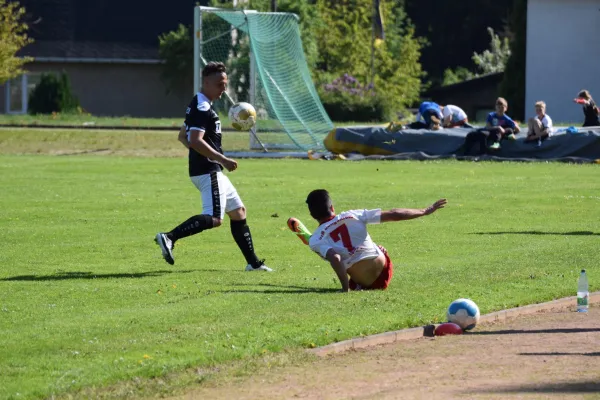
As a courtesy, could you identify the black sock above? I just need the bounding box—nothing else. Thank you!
[230,219,261,267]
[167,214,214,243]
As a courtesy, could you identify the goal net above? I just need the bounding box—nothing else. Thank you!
[194,6,333,151]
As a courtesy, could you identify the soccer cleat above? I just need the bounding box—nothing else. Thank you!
[287,217,312,245]
[488,142,501,150]
[154,233,174,265]
[506,133,516,140]
[245,260,273,272]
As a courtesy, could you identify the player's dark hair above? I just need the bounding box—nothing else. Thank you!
[306,189,333,220]
[578,89,593,101]
[202,61,227,78]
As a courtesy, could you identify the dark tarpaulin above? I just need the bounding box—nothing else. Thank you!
[325,126,600,162]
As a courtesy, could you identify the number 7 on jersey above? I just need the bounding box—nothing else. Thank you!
[329,224,354,252]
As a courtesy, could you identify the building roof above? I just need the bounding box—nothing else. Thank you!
[16,0,204,62]
[424,72,505,97]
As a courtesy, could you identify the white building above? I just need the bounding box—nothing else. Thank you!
[526,0,600,123]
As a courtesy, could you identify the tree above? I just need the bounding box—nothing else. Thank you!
[158,24,193,94]
[0,0,33,84]
[314,0,424,115]
[472,27,511,75]
[403,0,513,87]
[442,67,474,86]
[157,0,423,118]
[441,27,510,87]
[499,0,526,120]
[28,72,79,114]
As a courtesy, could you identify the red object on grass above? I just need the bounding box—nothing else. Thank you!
[434,322,463,336]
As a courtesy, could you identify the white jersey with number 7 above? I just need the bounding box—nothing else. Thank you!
[308,209,383,270]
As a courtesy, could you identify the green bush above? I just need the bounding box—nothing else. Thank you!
[318,74,391,122]
[28,72,79,114]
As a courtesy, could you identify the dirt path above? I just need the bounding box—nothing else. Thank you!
[176,306,599,400]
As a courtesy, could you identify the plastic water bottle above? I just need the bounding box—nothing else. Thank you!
[577,269,589,313]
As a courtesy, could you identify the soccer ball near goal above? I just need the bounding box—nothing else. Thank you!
[447,298,480,331]
[228,102,257,131]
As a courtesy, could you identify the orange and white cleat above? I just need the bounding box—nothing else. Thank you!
[287,217,312,245]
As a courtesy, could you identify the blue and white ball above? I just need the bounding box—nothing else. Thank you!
[447,298,480,331]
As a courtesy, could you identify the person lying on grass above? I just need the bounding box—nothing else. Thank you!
[288,190,447,292]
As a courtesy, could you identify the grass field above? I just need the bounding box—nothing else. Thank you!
[0,113,184,128]
[0,120,328,154]
[1,128,599,399]
[0,113,361,130]
[0,128,272,155]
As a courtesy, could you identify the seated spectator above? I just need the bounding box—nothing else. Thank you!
[485,97,520,150]
[412,101,442,130]
[573,89,600,127]
[441,104,472,128]
[525,101,553,147]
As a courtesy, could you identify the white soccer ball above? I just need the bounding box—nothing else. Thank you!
[447,298,480,331]
[228,102,257,131]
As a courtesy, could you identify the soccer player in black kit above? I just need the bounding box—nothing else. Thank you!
[155,62,272,272]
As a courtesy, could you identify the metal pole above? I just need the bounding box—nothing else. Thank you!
[243,10,267,152]
[249,54,256,107]
[370,0,375,86]
[21,75,28,114]
[249,49,260,150]
[194,6,201,94]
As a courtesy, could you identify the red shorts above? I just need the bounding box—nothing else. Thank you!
[349,245,394,291]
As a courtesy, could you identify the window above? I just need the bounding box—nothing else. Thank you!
[4,73,41,114]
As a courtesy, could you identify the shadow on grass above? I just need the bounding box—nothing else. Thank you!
[468,381,600,394]
[468,328,600,335]
[0,270,197,281]
[471,231,599,236]
[221,282,339,294]
[519,352,600,357]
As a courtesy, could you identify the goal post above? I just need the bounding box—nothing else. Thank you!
[193,6,333,151]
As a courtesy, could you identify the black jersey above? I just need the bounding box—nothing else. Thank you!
[184,93,223,176]
[582,99,600,127]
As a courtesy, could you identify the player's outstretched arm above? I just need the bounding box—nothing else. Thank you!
[325,249,349,292]
[380,198,447,222]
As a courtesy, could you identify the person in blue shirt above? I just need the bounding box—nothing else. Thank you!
[485,97,521,149]
[414,101,443,130]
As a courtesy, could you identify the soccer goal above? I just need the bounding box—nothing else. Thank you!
[193,6,333,151]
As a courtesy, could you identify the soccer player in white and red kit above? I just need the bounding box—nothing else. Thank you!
[289,190,446,292]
